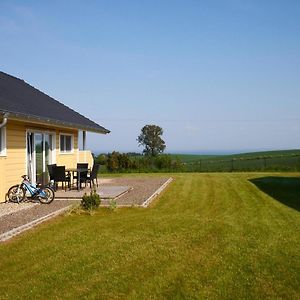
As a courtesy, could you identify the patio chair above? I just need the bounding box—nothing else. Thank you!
[74,163,89,189]
[77,163,88,168]
[47,164,57,181]
[86,164,100,188]
[52,166,71,191]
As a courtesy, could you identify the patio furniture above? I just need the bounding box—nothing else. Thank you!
[77,163,88,169]
[47,164,57,181]
[73,164,88,181]
[52,166,71,191]
[86,164,100,188]
[66,167,89,190]
[73,163,89,189]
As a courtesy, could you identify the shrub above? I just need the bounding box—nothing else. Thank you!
[81,191,101,210]
[109,199,117,211]
[107,151,137,172]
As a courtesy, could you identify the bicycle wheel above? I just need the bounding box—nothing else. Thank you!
[38,187,55,204]
[7,185,26,203]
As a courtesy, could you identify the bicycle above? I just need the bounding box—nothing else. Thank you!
[7,175,55,204]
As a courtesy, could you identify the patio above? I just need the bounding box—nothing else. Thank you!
[55,185,132,200]
[0,177,172,241]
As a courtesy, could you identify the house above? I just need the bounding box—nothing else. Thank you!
[0,71,109,201]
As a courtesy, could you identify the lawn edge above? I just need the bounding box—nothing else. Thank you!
[141,177,173,207]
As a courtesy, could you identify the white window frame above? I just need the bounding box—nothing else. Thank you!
[59,133,74,154]
[0,126,7,157]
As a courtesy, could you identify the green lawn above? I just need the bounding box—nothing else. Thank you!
[168,150,300,172]
[0,173,300,299]
[170,149,300,163]
[169,153,220,163]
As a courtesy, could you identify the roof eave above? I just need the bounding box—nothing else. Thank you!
[1,110,110,134]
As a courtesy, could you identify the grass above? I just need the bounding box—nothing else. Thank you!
[0,173,300,299]
[168,150,300,172]
[250,176,300,212]
[169,154,220,163]
[170,149,300,163]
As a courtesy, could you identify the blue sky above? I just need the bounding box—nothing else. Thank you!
[1,0,300,154]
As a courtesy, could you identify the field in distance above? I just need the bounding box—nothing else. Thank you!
[170,149,300,164]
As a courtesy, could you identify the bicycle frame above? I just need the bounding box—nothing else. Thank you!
[7,175,55,204]
[21,178,47,198]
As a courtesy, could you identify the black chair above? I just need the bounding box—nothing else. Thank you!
[53,166,71,191]
[74,163,89,189]
[77,163,88,169]
[47,164,57,181]
[86,164,100,188]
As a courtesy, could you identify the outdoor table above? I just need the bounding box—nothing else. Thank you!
[65,168,89,190]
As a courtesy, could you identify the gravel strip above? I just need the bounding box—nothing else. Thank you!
[0,200,76,235]
[0,202,37,218]
[0,206,72,242]
[100,177,171,206]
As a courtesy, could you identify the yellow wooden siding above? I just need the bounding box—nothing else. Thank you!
[0,121,26,201]
[0,120,95,202]
[0,159,6,200]
[78,150,94,169]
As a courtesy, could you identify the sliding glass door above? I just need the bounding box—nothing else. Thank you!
[34,133,43,184]
[27,131,54,185]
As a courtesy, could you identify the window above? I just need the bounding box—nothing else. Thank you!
[0,126,6,156]
[60,134,73,153]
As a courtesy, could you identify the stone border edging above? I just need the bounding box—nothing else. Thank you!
[0,205,72,242]
[112,187,133,200]
[141,177,173,208]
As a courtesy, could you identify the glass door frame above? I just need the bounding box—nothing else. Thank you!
[26,129,56,185]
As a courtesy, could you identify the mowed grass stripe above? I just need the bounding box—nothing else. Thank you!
[0,173,299,299]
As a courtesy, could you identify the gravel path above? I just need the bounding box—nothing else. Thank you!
[100,177,171,206]
[0,176,171,239]
[0,202,37,218]
[0,200,76,235]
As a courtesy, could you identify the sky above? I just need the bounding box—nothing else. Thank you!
[0,0,300,154]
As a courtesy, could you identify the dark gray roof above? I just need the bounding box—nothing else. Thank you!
[0,71,109,134]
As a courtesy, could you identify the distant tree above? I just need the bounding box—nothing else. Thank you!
[95,154,108,165]
[127,152,142,157]
[107,152,119,172]
[137,125,166,157]
[106,152,135,171]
